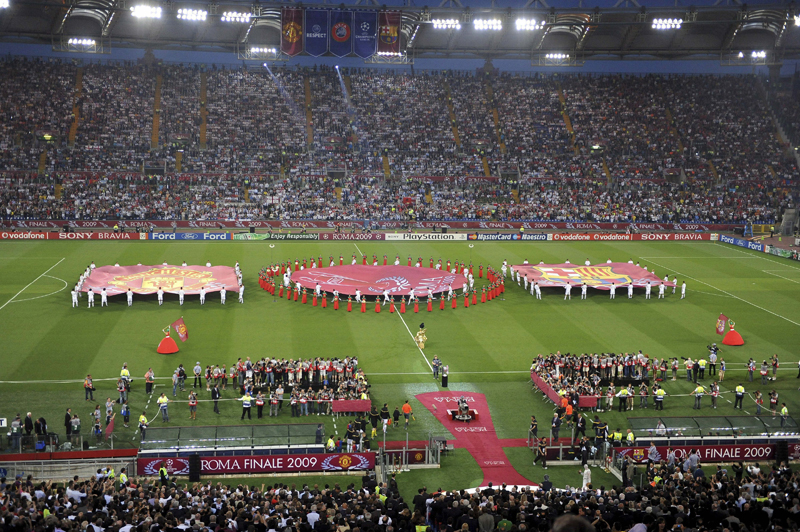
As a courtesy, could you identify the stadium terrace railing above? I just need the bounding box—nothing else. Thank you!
[138,424,322,451]
[1,433,133,455]
[0,458,136,481]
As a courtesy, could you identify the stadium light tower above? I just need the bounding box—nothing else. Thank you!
[177,8,207,21]
[222,11,251,23]
[473,18,502,31]
[515,18,543,31]
[652,18,682,30]
[130,5,162,18]
[432,19,461,30]
[0,0,9,9]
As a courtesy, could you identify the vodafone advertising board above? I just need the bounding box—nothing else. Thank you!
[3,220,743,231]
[0,232,141,240]
[551,233,717,242]
[137,453,375,476]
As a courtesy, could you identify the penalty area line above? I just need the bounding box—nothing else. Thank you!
[395,311,433,372]
[0,257,65,312]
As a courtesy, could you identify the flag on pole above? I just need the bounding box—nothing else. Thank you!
[715,313,727,335]
[172,317,189,342]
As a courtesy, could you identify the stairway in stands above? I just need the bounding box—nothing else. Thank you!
[556,82,579,156]
[67,67,83,148]
[304,77,314,146]
[708,161,720,182]
[484,78,506,155]
[199,72,208,150]
[443,82,461,147]
[602,159,612,185]
[151,74,162,150]
[343,75,358,145]
[382,156,391,179]
[38,152,47,175]
[175,151,183,172]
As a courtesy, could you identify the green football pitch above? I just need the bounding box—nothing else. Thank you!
[1,239,798,491]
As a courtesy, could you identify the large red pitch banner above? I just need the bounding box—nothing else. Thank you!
[292,265,459,297]
[513,263,676,291]
[81,265,240,296]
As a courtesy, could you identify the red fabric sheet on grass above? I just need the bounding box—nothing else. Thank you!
[531,371,598,408]
[332,400,372,413]
[292,265,462,297]
[81,265,240,295]
[513,263,676,291]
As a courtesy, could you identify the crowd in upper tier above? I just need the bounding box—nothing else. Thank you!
[0,58,797,222]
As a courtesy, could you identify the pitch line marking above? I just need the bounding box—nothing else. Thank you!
[640,256,760,259]
[395,311,433,372]
[354,243,364,257]
[761,270,800,284]
[713,243,800,270]
[11,275,69,303]
[645,258,800,328]
[0,257,65,312]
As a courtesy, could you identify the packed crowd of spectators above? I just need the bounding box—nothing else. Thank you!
[0,58,796,223]
[1,457,798,532]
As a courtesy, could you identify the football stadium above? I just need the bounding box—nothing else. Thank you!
[1,0,800,531]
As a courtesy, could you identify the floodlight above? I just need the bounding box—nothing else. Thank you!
[130,5,162,18]
[222,11,251,23]
[250,47,277,54]
[0,0,9,9]
[545,53,569,59]
[795,15,800,25]
[473,18,502,31]
[751,50,766,58]
[432,18,461,30]
[515,18,542,31]
[652,18,682,30]
[377,51,403,56]
[68,38,96,46]
[177,8,207,21]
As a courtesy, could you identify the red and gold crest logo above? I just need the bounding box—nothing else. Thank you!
[109,268,214,293]
[534,266,632,286]
[283,21,302,43]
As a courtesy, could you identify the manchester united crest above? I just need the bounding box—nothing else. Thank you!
[283,21,302,43]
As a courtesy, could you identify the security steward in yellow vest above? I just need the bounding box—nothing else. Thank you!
[612,429,623,447]
[693,384,705,410]
[734,384,745,409]
[626,429,635,446]
[654,387,667,410]
[159,462,169,486]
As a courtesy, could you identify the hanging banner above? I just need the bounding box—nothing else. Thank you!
[281,8,304,57]
[378,11,401,55]
[353,11,378,58]
[330,10,353,57]
[305,9,329,57]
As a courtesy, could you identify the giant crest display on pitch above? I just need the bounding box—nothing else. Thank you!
[513,263,676,291]
[81,265,240,295]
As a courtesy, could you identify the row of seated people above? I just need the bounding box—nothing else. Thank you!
[0,460,795,532]
[0,171,788,223]
[0,58,795,183]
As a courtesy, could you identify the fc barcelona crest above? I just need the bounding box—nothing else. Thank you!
[380,24,398,44]
[534,266,632,286]
[632,448,645,462]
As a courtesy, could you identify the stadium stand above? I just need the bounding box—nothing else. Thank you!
[0,59,796,223]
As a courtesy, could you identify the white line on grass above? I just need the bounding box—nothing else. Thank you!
[714,243,800,270]
[395,311,433,372]
[645,258,800,328]
[762,270,800,284]
[354,244,364,257]
[640,257,760,259]
[11,275,69,303]
[0,257,64,312]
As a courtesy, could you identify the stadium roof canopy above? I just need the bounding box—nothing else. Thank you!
[1,0,799,65]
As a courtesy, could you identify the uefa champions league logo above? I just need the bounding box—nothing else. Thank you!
[361,22,370,32]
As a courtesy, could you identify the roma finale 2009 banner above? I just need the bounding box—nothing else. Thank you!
[513,263,676,291]
[81,265,240,296]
